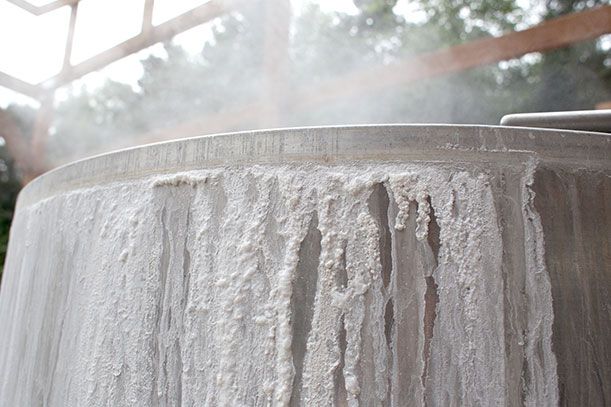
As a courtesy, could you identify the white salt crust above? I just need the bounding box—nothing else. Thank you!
[0,163,558,406]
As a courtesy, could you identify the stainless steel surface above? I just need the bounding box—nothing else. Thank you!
[500,109,611,133]
[15,124,611,208]
[0,125,609,406]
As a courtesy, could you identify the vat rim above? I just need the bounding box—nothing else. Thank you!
[18,124,611,208]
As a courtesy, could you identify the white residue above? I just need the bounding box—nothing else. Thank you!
[0,162,559,407]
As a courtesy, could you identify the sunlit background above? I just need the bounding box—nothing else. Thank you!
[0,0,610,274]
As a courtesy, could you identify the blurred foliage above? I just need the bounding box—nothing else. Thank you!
[0,128,22,280]
[0,104,35,280]
[534,0,611,111]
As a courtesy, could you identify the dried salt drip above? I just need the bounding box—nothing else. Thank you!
[521,158,558,406]
[414,191,431,241]
[151,174,208,187]
[0,162,558,407]
[387,176,432,244]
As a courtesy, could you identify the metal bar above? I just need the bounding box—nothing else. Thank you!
[62,2,78,69]
[291,5,611,111]
[6,0,79,16]
[500,110,611,133]
[40,0,233,90]
[6,0,39,14]
[0,72,39,99]
[141,0,155,36]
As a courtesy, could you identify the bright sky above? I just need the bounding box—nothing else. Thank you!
[0,0,368,106]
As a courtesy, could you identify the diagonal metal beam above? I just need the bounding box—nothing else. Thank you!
[141,0,155,36]
[0,72,40,99]
[6,0,79,16]
[292,5,611,110]
[62,2,78,69]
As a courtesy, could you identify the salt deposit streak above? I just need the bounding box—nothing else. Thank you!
[0,163,559,406]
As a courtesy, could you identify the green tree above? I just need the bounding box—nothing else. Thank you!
[51,80,145,163]
[532,0,611,111]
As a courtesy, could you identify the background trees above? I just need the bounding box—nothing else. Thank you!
[0,107,24,278]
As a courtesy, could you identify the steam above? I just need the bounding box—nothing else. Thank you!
[3,0,611,169]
